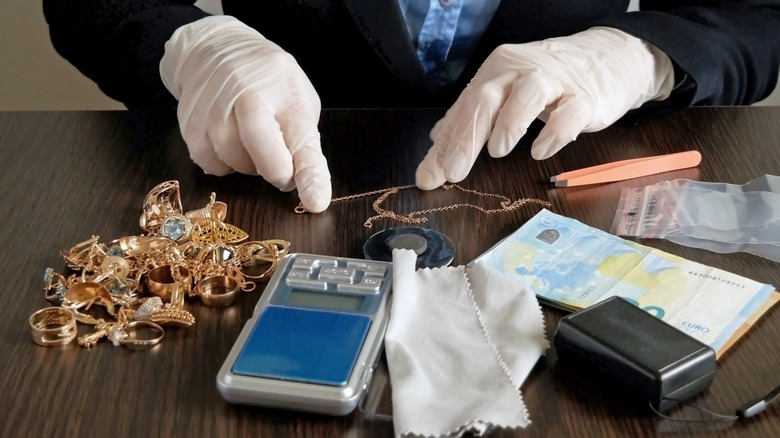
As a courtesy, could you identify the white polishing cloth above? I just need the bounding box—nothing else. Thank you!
[385,249,549,437]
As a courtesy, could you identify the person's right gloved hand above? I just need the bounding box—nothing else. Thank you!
[160,16,331,213]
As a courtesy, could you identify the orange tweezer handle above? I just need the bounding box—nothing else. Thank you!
[552,150,702,187]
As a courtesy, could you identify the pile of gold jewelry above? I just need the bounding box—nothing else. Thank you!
[33,180,289,349]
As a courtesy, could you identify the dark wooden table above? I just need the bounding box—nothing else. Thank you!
[1,107,778,438]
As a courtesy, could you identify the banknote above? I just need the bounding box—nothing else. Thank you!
[471,209,779,358]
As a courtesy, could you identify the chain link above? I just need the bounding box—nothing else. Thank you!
[296,183,551,228]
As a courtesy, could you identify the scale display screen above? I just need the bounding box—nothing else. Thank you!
[286,289,365,312]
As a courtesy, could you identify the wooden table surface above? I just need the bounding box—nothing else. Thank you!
[0,107,778,438]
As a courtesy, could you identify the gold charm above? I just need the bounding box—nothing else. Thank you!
[77,319,120,348]
[190,219,248,245]
[149,308,196,327]
[185,192,227,222]
[63,282,117,318]
[140,180,183,233]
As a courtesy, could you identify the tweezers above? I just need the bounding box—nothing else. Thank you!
[550,150,702,187]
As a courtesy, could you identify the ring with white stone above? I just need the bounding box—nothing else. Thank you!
[108,321,164,349]
[134,296,163,321]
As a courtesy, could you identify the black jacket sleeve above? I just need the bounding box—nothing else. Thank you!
[595,0,780,112]
[43,1,209,108]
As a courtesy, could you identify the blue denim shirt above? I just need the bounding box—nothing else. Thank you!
[398,0,501,86]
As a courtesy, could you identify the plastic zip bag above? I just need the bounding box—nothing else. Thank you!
[611,175,780,262]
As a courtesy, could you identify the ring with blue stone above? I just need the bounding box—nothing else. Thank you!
[161,214,192,243]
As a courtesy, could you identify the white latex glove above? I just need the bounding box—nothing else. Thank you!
[160,16,331,213]
[416,26,676,190]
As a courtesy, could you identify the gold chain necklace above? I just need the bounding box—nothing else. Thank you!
[294,184,551,228]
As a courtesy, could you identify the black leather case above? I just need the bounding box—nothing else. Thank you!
[554,296,717,411]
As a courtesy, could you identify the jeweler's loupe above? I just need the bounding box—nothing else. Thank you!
[363,226,455,269]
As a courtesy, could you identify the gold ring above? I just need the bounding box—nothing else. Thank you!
[262,239,291,258]
[238,240,289,280]
[196,275,241,307]
[108,321,164,349]
[146,265,190,304]
[29,307,77,347]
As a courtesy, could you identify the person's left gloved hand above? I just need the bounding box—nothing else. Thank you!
[415,27,676,190]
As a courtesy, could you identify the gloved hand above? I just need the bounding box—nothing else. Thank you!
[160,16,331,213]
[415,27,676,190]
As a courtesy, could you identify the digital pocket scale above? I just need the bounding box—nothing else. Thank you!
[217,253,393,415]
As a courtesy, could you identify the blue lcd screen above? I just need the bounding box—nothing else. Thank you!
[232,306,371,386]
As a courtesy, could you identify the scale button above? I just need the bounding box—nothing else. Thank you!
[286,269,327,289]
[337,277,382,293]
[346,261,388,277]
[319,267,356,282]
[360,365,374,391]
[363,264,388,277]
[292,256,338,270]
